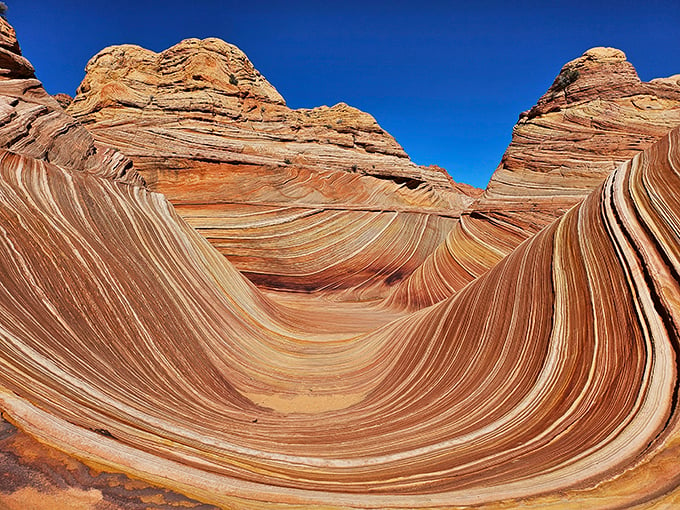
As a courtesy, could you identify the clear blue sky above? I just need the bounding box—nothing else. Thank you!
[6,1,680,188]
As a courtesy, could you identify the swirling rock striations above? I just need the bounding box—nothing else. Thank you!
[2,112,680,508]
[2,20,680,509]
[387,47,680,310]
[66,38,476,297]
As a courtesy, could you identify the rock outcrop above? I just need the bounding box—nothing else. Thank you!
[3,101,680,509]
[387,47,680,310]
[67,38,461,191]
[0,18,142,186]
[490,47,680,199]
[52,92,73,109]
[3,20,680,510]
[66,38,477,297]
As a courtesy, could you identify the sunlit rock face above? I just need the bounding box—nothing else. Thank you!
[66,38,477,298]
[387,47,680,310]
[2,17,680,510]
[0,19,142,187]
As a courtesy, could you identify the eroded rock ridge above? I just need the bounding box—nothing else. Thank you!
[1,22,680,510]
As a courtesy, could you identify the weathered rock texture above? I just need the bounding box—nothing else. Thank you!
[52,92,73,109]
[387,47,680,310]
[0,414,219,510]
[3,107,680,509]
[0,19,141,186]
[68,39,461,191]
[3,21,680,510]
[66,38,476,297]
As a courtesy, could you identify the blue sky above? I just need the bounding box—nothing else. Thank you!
[7,1,680,188]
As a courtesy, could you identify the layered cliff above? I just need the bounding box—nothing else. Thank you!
[67,38,461,191]
[65,39,477,297]
[0,19,141,186]
[387,47,680,310]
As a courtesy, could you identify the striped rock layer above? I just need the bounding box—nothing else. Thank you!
[387,47,680,310]
[0,20,142,188]
[2,108,680,509]
[2,19,680,510]
[66,39,477,298]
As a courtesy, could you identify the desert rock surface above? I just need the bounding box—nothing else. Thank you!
[1,18,680,510]
[387,46,680,310]
[66,38,476,298]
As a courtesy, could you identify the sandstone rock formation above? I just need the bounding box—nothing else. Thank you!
[0,19,141,187]
[52,92,73,109]
[387,47,680,310]
[65,38,477,297]
[3,108,680,509]
[2,18,680,510]
[67,38,460,191]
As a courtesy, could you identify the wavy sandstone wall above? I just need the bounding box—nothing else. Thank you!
[3,96,680,510]
[2,17,680,510]
[387,47,680,310]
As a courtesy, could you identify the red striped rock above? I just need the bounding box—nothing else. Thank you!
[387,47,680,310]
[0,17,142,186]
[2,20,680,510]
[2,120,680,510]
[52,92,73,109]
[66,38,476,297]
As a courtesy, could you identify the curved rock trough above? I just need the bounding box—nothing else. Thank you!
[1,16,680,509]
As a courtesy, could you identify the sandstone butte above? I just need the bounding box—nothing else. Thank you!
[2,13,680,510]
[65,38,479,300]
